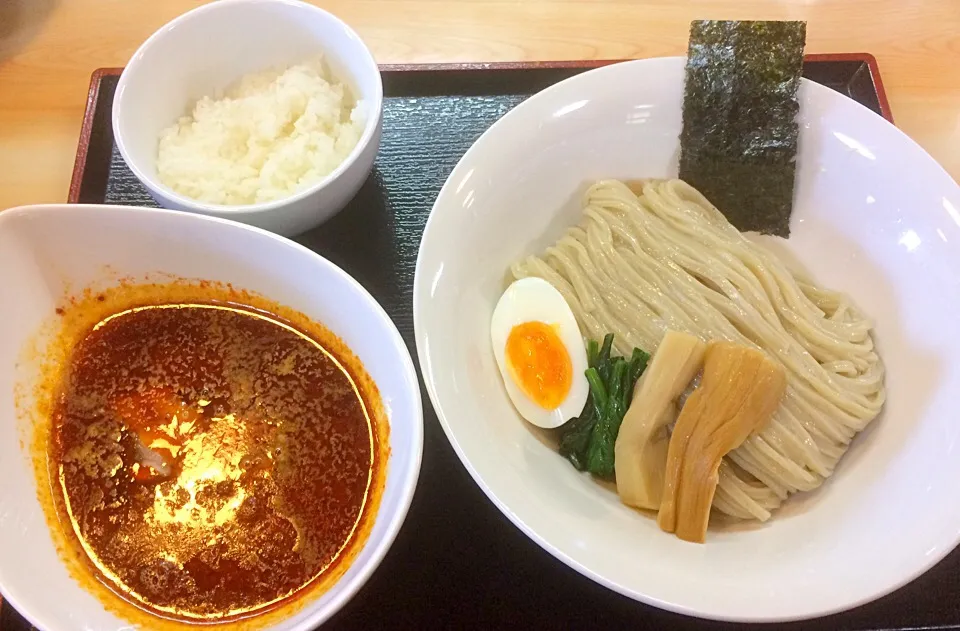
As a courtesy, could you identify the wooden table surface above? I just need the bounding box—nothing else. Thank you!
[1,0,959,211]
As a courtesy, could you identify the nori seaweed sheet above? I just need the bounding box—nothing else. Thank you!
[678,20,807,237]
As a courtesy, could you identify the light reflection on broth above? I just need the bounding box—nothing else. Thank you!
[50,302,381,622]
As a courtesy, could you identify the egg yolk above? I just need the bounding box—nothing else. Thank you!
[504,321,573,410]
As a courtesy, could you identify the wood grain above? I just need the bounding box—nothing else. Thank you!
[1,0,959,210]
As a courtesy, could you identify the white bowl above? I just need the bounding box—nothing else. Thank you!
[0,204,422,630]
[414,57,960,621]
[112,0,384,237]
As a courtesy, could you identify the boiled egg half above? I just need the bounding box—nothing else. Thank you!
[490,277,589,428]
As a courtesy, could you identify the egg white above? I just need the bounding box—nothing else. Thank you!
[490,277,589,429]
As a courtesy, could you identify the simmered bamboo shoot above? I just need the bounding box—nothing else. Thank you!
[614,331,706,511]
[657,342,786,543]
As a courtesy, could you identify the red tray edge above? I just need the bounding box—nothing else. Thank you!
[67,54,892,204]
[69,67,115,206]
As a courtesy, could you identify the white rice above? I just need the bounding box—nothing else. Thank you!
[156,58,365,206]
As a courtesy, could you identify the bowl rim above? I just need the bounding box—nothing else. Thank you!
[0,203,424,631]
[412,55,960,623]
[111,0,385,215]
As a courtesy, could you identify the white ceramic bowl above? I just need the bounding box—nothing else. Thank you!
[414,57,960,621]
[113,0,383,237]
[0,204,422,630]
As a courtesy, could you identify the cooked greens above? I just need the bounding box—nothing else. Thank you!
[557,334,649,478]
[679,20,807,237]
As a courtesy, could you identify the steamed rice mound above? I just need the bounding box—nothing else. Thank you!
[156,58,365,206]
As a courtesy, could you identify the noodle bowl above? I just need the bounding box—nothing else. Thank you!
[415,55,960,620]
[511,179,885,521]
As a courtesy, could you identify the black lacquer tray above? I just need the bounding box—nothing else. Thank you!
[11,56,958,631]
